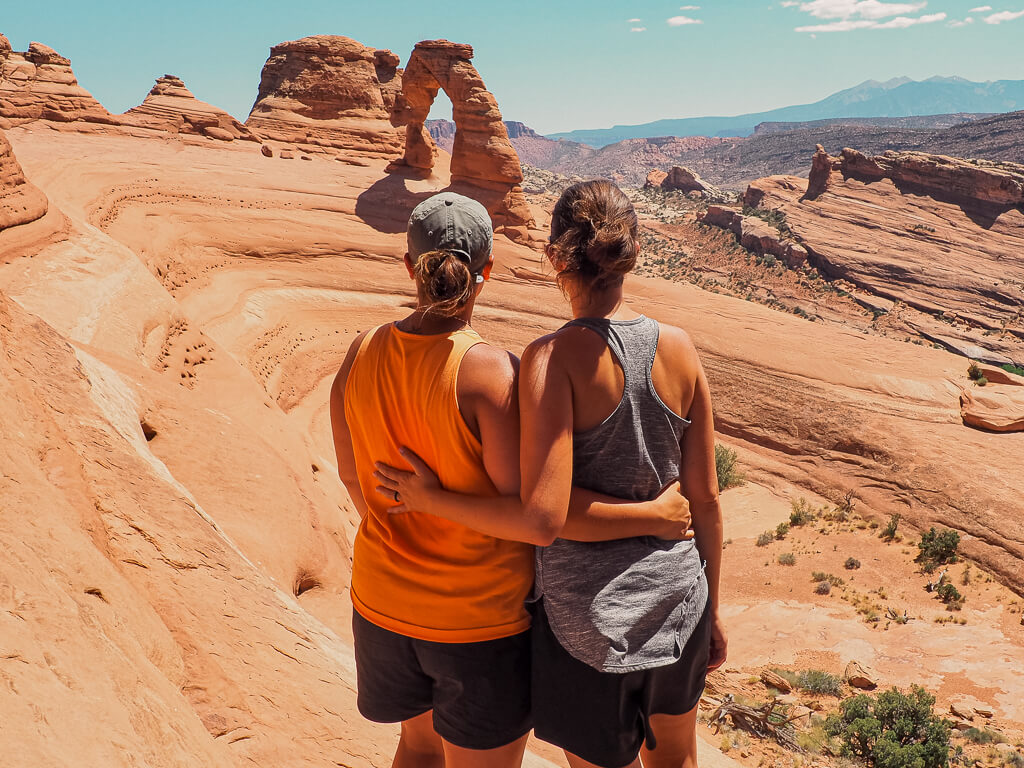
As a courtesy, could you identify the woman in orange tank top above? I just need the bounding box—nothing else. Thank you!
[330,192,692,768]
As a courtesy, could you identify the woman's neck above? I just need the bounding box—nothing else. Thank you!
[568,282,637,321]
[397,305,474,335]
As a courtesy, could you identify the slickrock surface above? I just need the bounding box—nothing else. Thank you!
[246,35,404,158]
[742,148,1024,365]
[3,116,1024,763]
[390,40,533,231]
[0,128,46,229]
[124,75,257,141]
[0,36,115,128]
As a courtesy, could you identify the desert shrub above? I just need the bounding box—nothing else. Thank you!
[790,497,815,526]
[756,531,774,547]
[798,670,843,696]
[967,361,983,380]
[778,552,796,566]
[824,686,950,768]
[916,528,960,572]
[1004,752,1024,768]
[715,444,745,491]
[812,571,845,587]
[776,522,791,540]
[962,727,1005,745]
[936,582,964,610]
[881,514,901,542]
[1001,363,1024,377]
[976,376,988,387]
[845,557,862,570]
[815,580,832,595]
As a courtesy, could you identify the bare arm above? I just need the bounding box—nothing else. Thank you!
[374,339,690,544]
[680,357,728,670]
[329,330,372,520]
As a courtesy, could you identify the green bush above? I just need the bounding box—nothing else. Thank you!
[715,444,745,491]
[790,497,815,526]
[976,376,988,387]
[776,521,790,540]
[812,571,845,587]
[797,669,843,696]
[1001,363,1024,377]
[967,362,983,380]
[881,514,901,542]
[824,686,951,768]
[756,531,774,547]
[845,557,861,570]
[778,552,796,566]
[936,582,963,610]
[962,727,1005,745]
[815,580,832,595]
[916,528,960,572]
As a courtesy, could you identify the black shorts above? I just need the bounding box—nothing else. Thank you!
[531,598,712,768]
[352,610,532,750]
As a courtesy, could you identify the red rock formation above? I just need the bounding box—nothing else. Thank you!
[698,205,807,268]
[0,36,115,128]
[245,35,404,158]
[123,75,257,142]
[804,143,839,199]
[389,40,533,231]
[961,368,1024,432]
[661,165,715,195]
[0,128,47,230]
[644,169,668,188]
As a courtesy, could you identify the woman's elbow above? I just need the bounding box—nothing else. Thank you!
[522,508,562,546]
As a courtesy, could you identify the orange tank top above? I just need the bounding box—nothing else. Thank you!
[345,323,533,642]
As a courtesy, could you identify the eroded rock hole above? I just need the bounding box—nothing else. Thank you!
[294,572,321,597]
[140,419,158,441]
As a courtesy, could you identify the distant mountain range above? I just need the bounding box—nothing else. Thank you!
[547,77,1024,147]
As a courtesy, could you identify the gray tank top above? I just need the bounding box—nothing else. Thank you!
[534,315,708,673]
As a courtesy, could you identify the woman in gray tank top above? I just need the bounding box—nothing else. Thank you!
[515,180,727,768]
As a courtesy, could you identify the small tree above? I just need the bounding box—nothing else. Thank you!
[715,444,745,491]
[824,686,950,768]
[916,528,960,573]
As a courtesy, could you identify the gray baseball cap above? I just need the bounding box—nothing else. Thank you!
[407,192,493,277]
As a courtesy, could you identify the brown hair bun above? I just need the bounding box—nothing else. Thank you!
[413,249,474,316]
[548,180,639,290]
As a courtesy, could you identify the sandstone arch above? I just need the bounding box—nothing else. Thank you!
[390,40,533,231]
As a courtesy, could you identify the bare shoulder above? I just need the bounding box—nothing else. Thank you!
[655,321,701,369]
[522,324,600,371]
[460,342,518,400]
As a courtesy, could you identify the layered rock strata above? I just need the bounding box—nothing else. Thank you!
[0,128,47,230]
[246,35,404,157]
[960,364,1024,433]
[737,147,1024,365]
[390,40,532,231]
[123,75,257,141]
[0,36,115,128]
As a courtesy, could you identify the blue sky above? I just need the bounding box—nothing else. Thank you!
[3,0,1023,134]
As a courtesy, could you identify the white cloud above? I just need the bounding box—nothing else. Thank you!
[680,4,701,9]
[796,9,944,29]
[795,0,926,20]
[969,5,992,11]
[631,26,648,31]
[984,8,1024,22]
[667,14,703,24]
[781,0,801,5]
[628,17,642,22]
[947,16,975,25]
